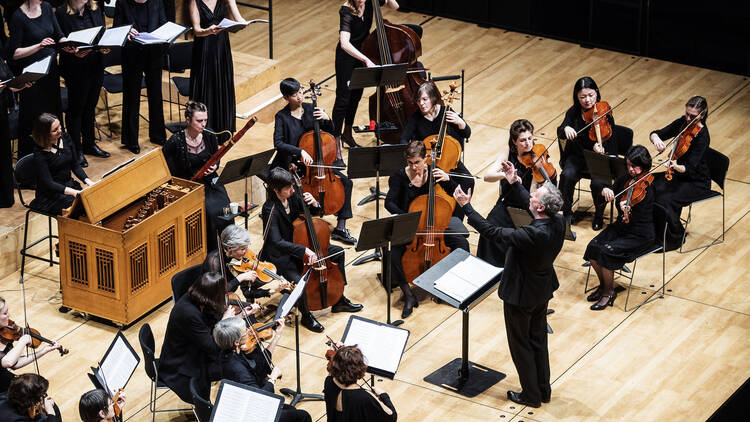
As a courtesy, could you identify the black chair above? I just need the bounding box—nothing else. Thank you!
[164,41,193,130]
[14,154,59,278]
[100,50,147,137]
[189,377,213,422]
[171,263,203,302]
[679,148,729,253]
[138,324,191,422]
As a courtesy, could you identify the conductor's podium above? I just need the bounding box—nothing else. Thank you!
[58,150,206,325]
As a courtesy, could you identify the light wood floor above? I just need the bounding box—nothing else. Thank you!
[2,1,749,421]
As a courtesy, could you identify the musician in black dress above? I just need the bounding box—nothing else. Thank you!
[400,81,471,146]
[213,317,312,422]
[332,0,399,148]
[7,0,69,158]
[78,389,128,422]
[0,374,61,422]
[272,78,356,244]
[324,345,397,422]
[557,76,622,231]
[385,140,472,318]
[649,95,711,251]
[584,145,655,310]
[260,167,362,333]
[0,57,30,208]
[454,163,565,408]
[159,272,259,404]
[481,119,557,266]
[114,0,167,153]
[163,101,231,251]
[29,113,95,215]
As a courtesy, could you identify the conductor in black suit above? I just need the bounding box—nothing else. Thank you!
[454,160,565,408]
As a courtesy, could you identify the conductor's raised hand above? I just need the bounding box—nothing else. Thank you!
[453,185,471,207]
[500,160,518,184]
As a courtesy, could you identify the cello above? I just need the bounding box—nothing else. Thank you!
[290,171,345,310]
[361,0,425,144]
[297,80,345,215]
[402,139,456,284]
[422,82,462,172]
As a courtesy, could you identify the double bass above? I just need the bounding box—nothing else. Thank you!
[361,0,425,144]
[297,80,345,215]
[423,82,462,172]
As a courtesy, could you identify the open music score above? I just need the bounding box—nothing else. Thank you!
[433,255,502,303]
[210,380,283,422]
[89,332,140,397]
[341,316,410,379]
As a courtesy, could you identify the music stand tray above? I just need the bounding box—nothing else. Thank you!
[348,63,409,91]
[215,149,275,227]
[347,144,408,180]
[584,150,627,184]
[507,206,532,228]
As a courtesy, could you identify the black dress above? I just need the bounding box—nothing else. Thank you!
[7,2,63,158]
[190,0,235,135]
[584,176,655,270]
[29,133,88,215]
[0,342,15,393]
[0,56,14,208]
[399,105,471,146]
[324,376,397,422]
[162,130,231,251]
[650,117,711,251]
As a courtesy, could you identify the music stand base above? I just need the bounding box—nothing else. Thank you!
[353,248,381,266]
[357,187,387,206]
[279,389,324,407]
[424,358,505,398]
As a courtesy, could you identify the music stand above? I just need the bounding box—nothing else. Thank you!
[584,150,627,222]
[215,149,275,229]
[354,212,420,326]
[349,144,408,266]
[348,63,409,206]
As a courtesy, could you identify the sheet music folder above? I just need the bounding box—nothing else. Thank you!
[348,63,409,90]
[584,149,627,184]
[346,144,407,180]
[341,315,410,379]
[215,148,276,186]
[88,332,140,397]
[210,380,283,422]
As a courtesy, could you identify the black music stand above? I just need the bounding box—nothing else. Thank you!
[215,149,275,229]
[349,144,408,266]
[583,150,627,222]
[414,248,506,397]
[349,64,408,206]
[355,212,420,326]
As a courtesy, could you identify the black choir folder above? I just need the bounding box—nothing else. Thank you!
[87,332,140,397]
[341,315,410,379]
[1,55,52,89]
[210,380,283,422]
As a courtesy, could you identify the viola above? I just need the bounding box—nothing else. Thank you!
[422,82,462,172]
[582,101,612,153]
[240,321,275,354]
[231,249,286,284]
[622,173,654,223]
[108,389,124,422]
[0,319,69,355]
[665,118,703,181]
[520,143,556,184]
[324,335,340,374]
[297,80,345,215]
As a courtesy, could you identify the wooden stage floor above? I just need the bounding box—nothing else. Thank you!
[1,1,748,421]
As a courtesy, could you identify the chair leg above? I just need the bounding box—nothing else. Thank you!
[584,263,593,293]
[20,210,31,278]
[47,216,53,267]
[679,204,693,253]
[623,259,637,312]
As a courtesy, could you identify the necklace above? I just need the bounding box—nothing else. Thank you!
[185,131,204,154]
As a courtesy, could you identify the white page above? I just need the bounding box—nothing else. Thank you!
[433,273,475,302]
[149,21,187,42]
[279,271,309,318]
[343,318,408,375]
[67,26,102,43]
[22,56,52,75]
[98,25,132,47]
[133,32,163,44]
[98,336,138,396]
[212,383,279,422]
[218,18,245,28]
[448,255,502,287]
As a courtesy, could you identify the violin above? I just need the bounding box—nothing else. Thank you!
[324,335,340,374]
[240,322,276,354]
[423,82,462,172]
[520,143,556,184]
[582,101,613,153]
[108,389,124,422]
[0,319,68,355]
[622,173,654,223]
[665,115,703,181]
[232,249,285,284]
[297,80,345,215]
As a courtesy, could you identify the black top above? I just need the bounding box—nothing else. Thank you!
[385,162,474,218]
[219,348,274,392]
[114,0,166,34]
[463,182,565,307]
[271,103,335,170]
[0,57,14,109]
[163,130,220,183]
[650,117,711,186]
[610,175,655,238]
[55,4,106,75]
[7,2,64,68]
[0,395,61,422]
[33,133,88,197]
[337,1,384,49]
[556,105,617,164]
[324,376,397,422]
[400,106,471,144]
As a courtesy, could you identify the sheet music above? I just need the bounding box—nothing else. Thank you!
[211,383,279,422]
[149,21,187,42]
[67,26,102,43]
[343,318,408,375]
[23,55,52,75]
[98,25,132,47]
[279,271,309,318]
[217,18,246,29]
[433,255,502,302]
[98,335,139,396]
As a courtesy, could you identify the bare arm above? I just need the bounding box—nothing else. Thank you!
[339,31,374,66]
[483,149,510,182]
[226,0,245,23]
[384,0,399,9]
[190,0,222,36]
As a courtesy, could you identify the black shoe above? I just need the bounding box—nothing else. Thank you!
[507,391,541,408]
[126,144,140,154]
[78,153,88,168]
[331,228,357,244]
[83,145,111,158]
[592,215,604,231]
[590,293,616,311]
[586,287,602,302]
[401,294,418,318]
[300,313,324,333]
[564,214,577,241]
[541,393,551,403]
[331,296,363,313]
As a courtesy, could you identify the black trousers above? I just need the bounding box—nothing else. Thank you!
[333,168,353,220]
[0,108,13,208]
[559,155,607,216]
[63,67,104,153]
[280,404,312,422]
[121,45,166,147]
[18,63,61,157]
[332,48,363,137]
[504,300,551,404]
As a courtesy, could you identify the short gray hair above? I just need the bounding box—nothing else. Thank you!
[221,225,251,251]
[539,182,563,217]
[213,317,245,350]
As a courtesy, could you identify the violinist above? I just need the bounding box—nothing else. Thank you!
[324,344,396,422]
[213,317,312,422]
[159,272,260,404]
[260,167,362,333]
[481,119,557,266]
[557,77,624,231]
[400,82,471,147]
[271,78,357,244]
[649,96,710,251]
[385,140,471,318]
[0,373,60,421]
[163,101,231,251]
[584,145,655,310]
[0,297,62,393]
[78,388,127,422]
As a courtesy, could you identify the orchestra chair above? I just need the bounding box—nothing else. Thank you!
[678,148,729,253]
[100,49,147,138]
[189,377,213,422]
[14,154,59,279]
[170,263,203,302]
[103,1,115,18]
[138,323,192,422]
[163,41,193,131]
